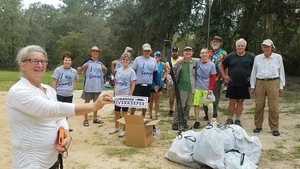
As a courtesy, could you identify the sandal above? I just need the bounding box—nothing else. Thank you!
[83,120,89,127]
[93,119,104,124]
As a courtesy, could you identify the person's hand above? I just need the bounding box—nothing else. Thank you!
[94,93,113,110]
[208,90,213,94]
[250,88,255,94]
[246,77,250,82]
[55,136,72,154]
[154,85,159,92]
[223,75,231,83]
[279,89,284,95]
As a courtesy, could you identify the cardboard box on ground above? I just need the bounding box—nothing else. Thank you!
[118,114,161,148]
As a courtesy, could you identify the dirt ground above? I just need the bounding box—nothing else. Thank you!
[1,76,300,169]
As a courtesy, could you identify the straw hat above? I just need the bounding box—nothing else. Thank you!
[88,46,102,54]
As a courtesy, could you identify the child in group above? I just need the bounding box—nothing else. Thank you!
[193,48,217,129]
[109,52,136,138]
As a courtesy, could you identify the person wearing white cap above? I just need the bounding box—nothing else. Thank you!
[111,47,133,75]
[250,39,285,136]
[171,46,196,130]
[130,43,159,117]
[77,46,107,127]
[219,38,255,127]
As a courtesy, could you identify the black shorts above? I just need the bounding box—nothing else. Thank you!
[57,95,73,103]
[225,84,250,99]
[151,87,163,93]
[114,106,129,112]
[133,84,152,102]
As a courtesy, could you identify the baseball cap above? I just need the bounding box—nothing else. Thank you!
[142,43,152,50]
[124,47,133,53]
[211,36,223,41]
[261,39,276,49]
[154,51,162,56]
[172,46,179,51]
[184,46,193,51]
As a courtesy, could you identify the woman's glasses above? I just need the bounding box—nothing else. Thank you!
[23,59,49,65]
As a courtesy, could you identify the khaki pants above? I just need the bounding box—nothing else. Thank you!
[254,79,280,130]
[173,90,194,124]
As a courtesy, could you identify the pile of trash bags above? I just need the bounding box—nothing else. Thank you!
[165,123,262,169]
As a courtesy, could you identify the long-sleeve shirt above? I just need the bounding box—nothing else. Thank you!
[6,77,75,169]
[250,52,285,89]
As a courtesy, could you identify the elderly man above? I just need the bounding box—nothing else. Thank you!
[219,38,255,127]
[77,46,107,127]
[130,43,159,117]
[172,46,196,130]
[203,36,227,120]
[250,39,285,136]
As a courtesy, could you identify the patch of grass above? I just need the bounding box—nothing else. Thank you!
[281,107,300,115]
[103,147,139,159]
[291,145,300,158]
[265,148,288,161]
[219,107,228,115]
[159,132,177,140]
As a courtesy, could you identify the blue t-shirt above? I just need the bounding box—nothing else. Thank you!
[195,59,216,90]
[151,61,163,89]
[82,60,104,92]
[52,65,78,97]
[131,56,158,84]
[115,67,137,96]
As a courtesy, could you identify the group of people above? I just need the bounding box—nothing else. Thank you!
[6,35,285,168]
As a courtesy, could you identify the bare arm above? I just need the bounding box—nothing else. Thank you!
[52,78,58,90]
[218,63,231,82]
[74,93,113,116]
[129,80,136,95]
[77,63,89,73]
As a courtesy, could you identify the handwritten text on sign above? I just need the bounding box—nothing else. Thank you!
[113,96,148,108]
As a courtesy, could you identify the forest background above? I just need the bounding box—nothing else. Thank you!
[0,0,299,77]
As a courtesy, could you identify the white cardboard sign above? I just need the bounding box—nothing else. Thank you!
[113,96,148,108]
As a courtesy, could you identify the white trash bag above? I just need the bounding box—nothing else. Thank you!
[193,125,225,169]
[224,150,257,169]
[229,125,262,164]
[165,130,201,168]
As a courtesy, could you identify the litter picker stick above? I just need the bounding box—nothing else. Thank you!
[164,40,185,131]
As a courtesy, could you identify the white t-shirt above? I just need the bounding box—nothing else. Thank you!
[6,77,75,169]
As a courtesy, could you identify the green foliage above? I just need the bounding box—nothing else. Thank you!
[0,0,299,76]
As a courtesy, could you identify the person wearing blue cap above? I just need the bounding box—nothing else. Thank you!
[148,51,166,120]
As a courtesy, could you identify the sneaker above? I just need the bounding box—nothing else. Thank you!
[118,131,126,138]
[234,120,242,127]
[109,128,119,135]
[193,121,200,129]
[152,115,158,120]
[226,119,233,124]
[272,130,280,136]
[168,110,174,117]
[253,128,262,133]
[172,123,178,130]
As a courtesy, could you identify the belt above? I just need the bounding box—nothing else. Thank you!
[257,77,279,81]
[139,83,151,86]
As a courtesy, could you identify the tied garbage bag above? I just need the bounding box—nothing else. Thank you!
[193,126,225,169]
[165,130,201,168]
[229,125,262,164]
[224,150,257,169]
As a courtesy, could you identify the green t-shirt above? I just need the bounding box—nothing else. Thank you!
[178,62,191,91]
